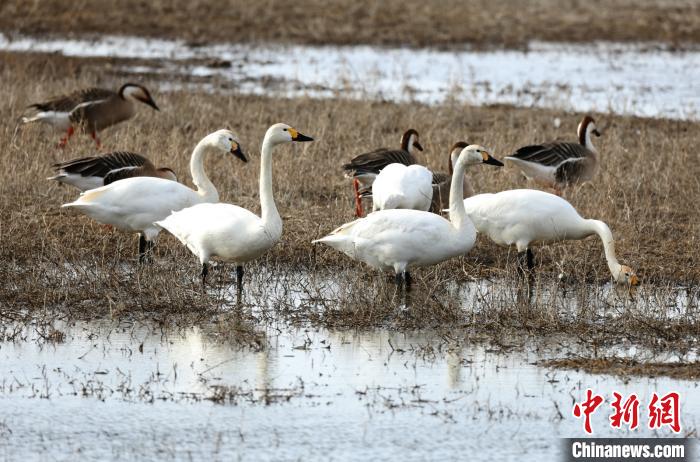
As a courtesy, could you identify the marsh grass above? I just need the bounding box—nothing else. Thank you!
[1,0,698,48]
[0,52,699,354]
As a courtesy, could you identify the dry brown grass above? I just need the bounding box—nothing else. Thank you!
[1,0,698,48]
[542,357,700,380]
[0,51,699,349]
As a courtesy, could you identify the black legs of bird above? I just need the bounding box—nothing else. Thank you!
[201,263,209,285]
[236,265,244,294]
[138,235,154,263]
[394,271,412,291]
[518,248,535,273]
[199,264,245,297]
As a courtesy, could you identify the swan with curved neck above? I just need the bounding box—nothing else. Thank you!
[462,189,639,285]
[314,145,503,290]
[157,123,313,290]
[62,129,247,262]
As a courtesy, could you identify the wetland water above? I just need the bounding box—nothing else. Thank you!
[1,272,698,461]
[1,34,698,120]
[2,321,698,461]
[1,33,699,460]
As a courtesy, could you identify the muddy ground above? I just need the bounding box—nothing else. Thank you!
[1,0,699,49]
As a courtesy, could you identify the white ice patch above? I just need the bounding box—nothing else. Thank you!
[2,33,698,120]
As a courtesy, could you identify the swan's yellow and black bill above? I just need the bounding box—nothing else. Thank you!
[413,141,424,151]
[230,142,248,162]
[481,152,504,167]
[289,128,314,142]
[630,274,640,286]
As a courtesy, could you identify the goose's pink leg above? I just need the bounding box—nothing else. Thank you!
[57,126,75,148]
[353,178,364,217]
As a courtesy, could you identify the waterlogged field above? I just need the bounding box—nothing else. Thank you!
[1,12,699,461]
[1,319,698,461]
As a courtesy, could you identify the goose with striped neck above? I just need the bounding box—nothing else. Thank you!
[62,130,247,262]
[504,115,601,192]
[22,83,159,148]
[314,145,503,292]
[157,123,313,293]
[462,189,639,285]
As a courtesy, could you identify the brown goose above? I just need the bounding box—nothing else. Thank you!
[342,128,423,217]
[22,83,159,148]
[504,115,601,192]
[49,151,177,191]
[429,141,475,213]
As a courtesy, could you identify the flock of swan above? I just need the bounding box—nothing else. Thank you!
[23,82,639,295]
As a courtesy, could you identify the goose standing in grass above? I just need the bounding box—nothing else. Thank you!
[62,130,247,262]
[157,123,313,292]
[22,83,159,148]
[429,141,474,213]
[342,128,423,217]
[504,115,601,193]
[462,189,639,285]
[49,151,177,191]
[314,145,503,291]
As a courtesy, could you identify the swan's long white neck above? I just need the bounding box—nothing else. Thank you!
[585,219,621,278]
[190,139,219,202]
[260,136,282,234]
[448,160,475,232]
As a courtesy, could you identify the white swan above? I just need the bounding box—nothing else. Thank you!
[462,189,639,285]
[156,123,313,289]
[313,145,503,290]
[62,129,247,262]
[371,163,433,212]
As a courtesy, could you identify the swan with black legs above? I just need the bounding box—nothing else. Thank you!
[314,145,503,292]
[462,189,639,285]
[157,123,313,293]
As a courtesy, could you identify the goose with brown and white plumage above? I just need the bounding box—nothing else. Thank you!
[504,115,601,192]
[49,152,177,191]
[342,128,423,217]
[22,83,159,148]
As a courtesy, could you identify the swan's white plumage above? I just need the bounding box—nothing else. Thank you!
[62,129,242,242]
[158,203,278,264]
[371,163,433,212]
[317,209,474,273]
[157,123,313,272]
[462,189,638,284]
[315,145,502,276]
[64,178,206,240]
